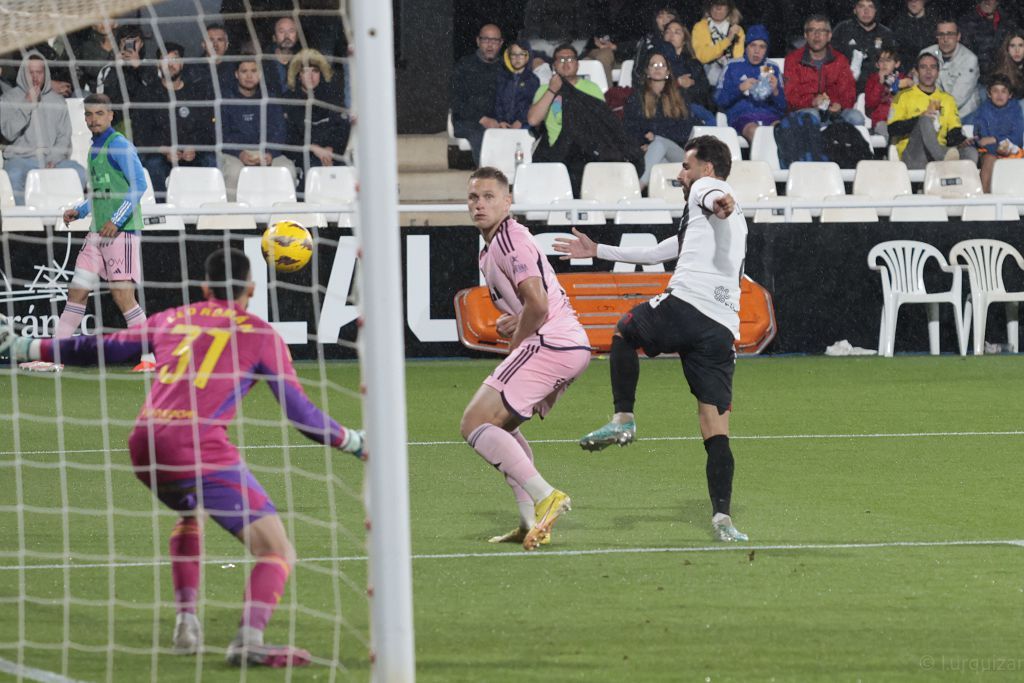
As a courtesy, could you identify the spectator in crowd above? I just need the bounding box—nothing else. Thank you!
[262,16,300,98]
[25,39,77,98]
[583,28,621,87]
[864,44,913,138]
[661,20,716,124]
[520,0,595,64]
[623,52,695,188]
[887,52,977,169]
[959,0,1017,77]
[830,0,894,93]
[203,23,236,93]
[529,43,637,194]
[920,20,981,123]
[988,29,1024,99]
[450,24,505,165]
[134,43,216,199]
[494,40,539,129]
[218,57,296,200]
[97,26,160,130]
[715,25,786,143]
[67,21,118,93]
[972,74,1024,192]
[692,0,745,88]
[889,0,938,68]
[283,48,350,192]
[0,51,86,203]
[784,15,863,126]
[633,6,679,83]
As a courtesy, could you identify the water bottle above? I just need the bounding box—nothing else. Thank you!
[514,142,524,167]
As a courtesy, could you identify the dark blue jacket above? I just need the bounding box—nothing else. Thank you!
[219,85,287,156]
[622,91,694,146]
[659,45,714,110]
[715,58,786,127]
[494,69,540,127]
[973,98,1024,154]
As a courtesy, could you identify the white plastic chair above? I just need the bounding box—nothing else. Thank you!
[0,170,43,231]
[166,167,228,207]
[580,162,641,203]
[613,198,673,224]
[728,160,781,223]
[749,125,781,170]
[617,59,634,87]
[852,160,911,217]
[576,59,609,92]
[24,168,88,230]
[923,160,983,218]
[513,163,573,220]
[305,166,357,226]
[479,129,535,182]
[785,161,844,221]
[689,126,742,159]
[545,199,606,225]
[867,240,968,357]
[236,166,297,206]
[949,239,1024,355]
[647,163,685,208]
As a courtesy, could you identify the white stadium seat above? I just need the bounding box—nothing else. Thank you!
[785,161,844,221]
[479,129,535,182]
[0,170,43,231]
[690,126,743,160]
[305,166,358,226]
[580,162,641,203]
[24,168,88,230]
[576,59,609,92]
[923,160,983,218]
[513,163,573,220]
[728,160,782,223]
[852,160,912,217]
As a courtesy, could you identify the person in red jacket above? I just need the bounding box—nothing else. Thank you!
[864,44,913,139]
[783,15,864,126]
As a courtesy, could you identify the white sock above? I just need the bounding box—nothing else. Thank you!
[235,625,263,646]
[521,475,554,504]
[613,412,635,424]
[517,501,534,529]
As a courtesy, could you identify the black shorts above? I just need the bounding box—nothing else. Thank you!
[617,294,736,412]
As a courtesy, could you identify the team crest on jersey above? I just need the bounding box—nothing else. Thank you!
[714,286,731,305]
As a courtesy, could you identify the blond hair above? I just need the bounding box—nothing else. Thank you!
[287,48,333,90]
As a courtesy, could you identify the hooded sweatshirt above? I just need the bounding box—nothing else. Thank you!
[0,51,73,164]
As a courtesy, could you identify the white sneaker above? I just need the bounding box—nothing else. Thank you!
[712,513,749,542]
[171,613,202,655]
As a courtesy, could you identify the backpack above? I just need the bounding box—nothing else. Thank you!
[774,111,828,169]
[821,121,874,168]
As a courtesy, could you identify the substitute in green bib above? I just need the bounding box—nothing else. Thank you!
[52,93,155,372]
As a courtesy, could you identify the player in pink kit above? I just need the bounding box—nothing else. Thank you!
[460,167,591,551]
[1,248,364,668]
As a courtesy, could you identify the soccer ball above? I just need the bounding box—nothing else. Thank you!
[262,220,313,273]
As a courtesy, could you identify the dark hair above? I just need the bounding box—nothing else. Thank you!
[204,248,252,301]
[162,41,185,58]
[804,14,832,31]
[987,73,1014,91]
[877,41,900,60]
[685,135,732,179]
[552,42,578,58]
[469,166,511,190]
[206,23,227,34]
[115,25,144,42]
[83,93,112,107]
[935,18,958,31]
[852,0,876,8]
[916,52,940,68]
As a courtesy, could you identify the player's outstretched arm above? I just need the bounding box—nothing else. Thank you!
[711,193,735,219]
[553,228,599,260]
[0,318,144,365]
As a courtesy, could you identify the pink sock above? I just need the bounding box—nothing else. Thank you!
[240,554,290,631]
[169,518,202,614]
[123,305,147,328]
[55,302,87,339]
[507,429,534,504]
[467,424,540,490]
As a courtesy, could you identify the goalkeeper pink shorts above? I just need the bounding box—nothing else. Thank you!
[75,231,141,282]
[483,342,590,420]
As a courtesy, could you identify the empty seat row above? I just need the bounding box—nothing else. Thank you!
[1,166,358,231]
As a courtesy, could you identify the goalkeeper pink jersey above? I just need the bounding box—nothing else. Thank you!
[479,217,589,349]
[41,299,346,480]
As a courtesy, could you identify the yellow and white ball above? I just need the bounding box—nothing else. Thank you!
[262,220,313,273]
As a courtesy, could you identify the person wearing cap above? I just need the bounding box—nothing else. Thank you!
[495,39,539,129]
[715,25,785,143]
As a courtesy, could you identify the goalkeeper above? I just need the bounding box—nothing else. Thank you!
[2,247,365,668]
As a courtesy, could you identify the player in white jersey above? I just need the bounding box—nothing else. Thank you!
[553,136,750,542]
[460,167,592,551]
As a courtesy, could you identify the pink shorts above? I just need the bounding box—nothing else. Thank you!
[484,342,591,420]
[75,231,141,282]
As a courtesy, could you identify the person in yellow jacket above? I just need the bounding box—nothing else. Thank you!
[692,0,745,87]
[887,52,978,169]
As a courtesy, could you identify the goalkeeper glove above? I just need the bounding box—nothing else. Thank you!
[339,428,366,460]
[0,319,33,363]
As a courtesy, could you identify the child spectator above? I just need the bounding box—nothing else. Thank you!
[692,0,744,88]
[715,24,785,143]
[864,45,913,138]
[988,29,1024,99]
[495,40,539,129]
[973,74,1024,192]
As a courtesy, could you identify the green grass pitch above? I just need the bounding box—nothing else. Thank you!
[1,355,1022,682]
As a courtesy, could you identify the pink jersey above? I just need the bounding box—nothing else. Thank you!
[42,300,344,479]
[479,217,589,348]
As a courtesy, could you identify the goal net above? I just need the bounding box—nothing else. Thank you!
[0,1,413,681]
